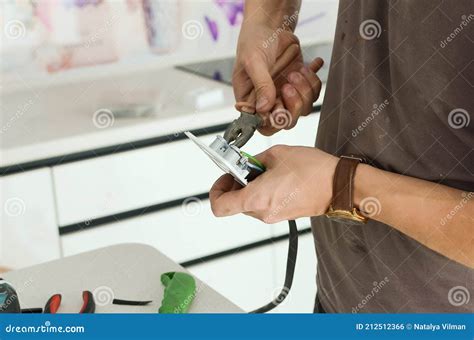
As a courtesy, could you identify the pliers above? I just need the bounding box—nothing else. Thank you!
[223,111,262,147]
[44,291,95,313]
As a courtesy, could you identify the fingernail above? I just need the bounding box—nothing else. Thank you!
[241,106,255,113]
[256,96,268,109]
[284,85,296,97]
[289,72,302,83]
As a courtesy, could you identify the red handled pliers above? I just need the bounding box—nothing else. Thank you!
[44,291,95,313]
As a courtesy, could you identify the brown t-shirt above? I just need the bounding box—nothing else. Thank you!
[312,0,473,313]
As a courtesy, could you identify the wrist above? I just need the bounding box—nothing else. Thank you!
[244,1,300,30]
[353,164,385,220]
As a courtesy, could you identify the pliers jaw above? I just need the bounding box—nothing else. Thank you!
[223,112,262,148]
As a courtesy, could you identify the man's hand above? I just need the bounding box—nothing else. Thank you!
[209,145,339,223]
[271,57,324,134]
[233,25,299,112]
[210,145,474,268]
[234,28,324,135]
[233,1,323,135]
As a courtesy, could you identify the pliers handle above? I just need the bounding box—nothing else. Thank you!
[44,291,95,313]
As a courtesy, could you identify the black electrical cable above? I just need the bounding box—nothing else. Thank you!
[250,219,298,313]
[21,308,43,313]
[112,298,152,306]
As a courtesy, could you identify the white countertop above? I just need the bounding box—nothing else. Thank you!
[0,67,238,168]
[3,243,242,313]
[1,66,324,168]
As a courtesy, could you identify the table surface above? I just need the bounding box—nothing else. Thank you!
[3,243,242,313]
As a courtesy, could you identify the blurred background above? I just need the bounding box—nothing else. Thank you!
[2,0,336,88]
[1,0,338,312]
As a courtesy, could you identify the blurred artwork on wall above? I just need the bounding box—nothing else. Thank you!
[38,0,119,72]
[142,0,180,54]
[1,0,338,88]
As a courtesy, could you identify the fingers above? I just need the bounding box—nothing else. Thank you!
[232,67,253,102]
[287,71,314,116]
[300,67,323,100]
[281,57,324,118]
[209,174,246,217]
[309,57,324,73]
[244,53,276,112]
[269,44,300,78]
[257,98,290,136]
[281,83,304,123]
[235,90,257,113]
[236,54,323,136]
[301,57,323,99]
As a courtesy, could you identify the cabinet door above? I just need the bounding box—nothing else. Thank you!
[61,199,284,263]
[53,134,271,226]
[187,234,316,313]
[0,169,60,269]
[187,233,318,313]
[187,246,275,312]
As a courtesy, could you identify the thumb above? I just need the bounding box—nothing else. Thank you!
[245,53,276,112]
[253,147,280,169]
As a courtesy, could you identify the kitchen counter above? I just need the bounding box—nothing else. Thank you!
[0,42,330,171]
[0,67,237,169]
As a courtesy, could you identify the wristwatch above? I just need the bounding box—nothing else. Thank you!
[325,155,367,224]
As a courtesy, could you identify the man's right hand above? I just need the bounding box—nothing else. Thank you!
[233,18,324,135]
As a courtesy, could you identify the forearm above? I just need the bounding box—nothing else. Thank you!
[354,164,474,268]
[244,0,301,30]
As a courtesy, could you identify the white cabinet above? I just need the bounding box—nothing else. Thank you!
[0,169,60,268]
[188,233,317,313]
[61,199,287,263]
[188,244,276,312]
[52,133,271,226]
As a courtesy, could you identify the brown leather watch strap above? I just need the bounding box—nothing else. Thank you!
[330,156,362,211]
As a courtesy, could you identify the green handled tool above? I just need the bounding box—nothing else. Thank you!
[159,272,196,314]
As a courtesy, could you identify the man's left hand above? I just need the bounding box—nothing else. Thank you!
[209,145,338,223]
